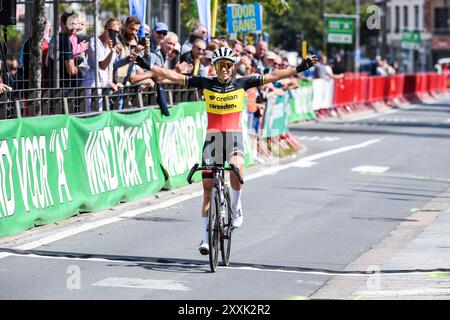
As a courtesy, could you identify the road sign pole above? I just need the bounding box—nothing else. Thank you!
[355,0,360,73]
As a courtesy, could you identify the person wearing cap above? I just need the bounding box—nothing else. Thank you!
[180,38,207,76]
[150,22,168,53]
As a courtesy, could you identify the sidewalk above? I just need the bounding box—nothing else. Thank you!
[350,200,450,300]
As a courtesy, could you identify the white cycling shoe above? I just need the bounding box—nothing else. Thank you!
[231,208,243,228]
[199,241,209,255]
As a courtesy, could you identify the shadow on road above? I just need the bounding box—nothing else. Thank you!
[2,247,450,276]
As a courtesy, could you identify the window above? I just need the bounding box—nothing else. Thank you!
[404,6,409,29]
[415,5,419,30]
[395,6,400,33]
[434,7,449,31]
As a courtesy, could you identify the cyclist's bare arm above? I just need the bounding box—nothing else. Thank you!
[264,55,318,84]
[150,65,187,85]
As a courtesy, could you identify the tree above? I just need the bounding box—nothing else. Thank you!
[29,0,46,116]
[100,0,129,18]
[180,0,291,39]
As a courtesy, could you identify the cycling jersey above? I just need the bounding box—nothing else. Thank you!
[184,75,266,132]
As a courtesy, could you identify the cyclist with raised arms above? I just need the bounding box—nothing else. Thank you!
[153,47,318,255]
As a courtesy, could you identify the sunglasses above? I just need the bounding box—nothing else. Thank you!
[215,61,234,70]
[156,30,168,36]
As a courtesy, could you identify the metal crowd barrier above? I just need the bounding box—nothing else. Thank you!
[0,84,200,119]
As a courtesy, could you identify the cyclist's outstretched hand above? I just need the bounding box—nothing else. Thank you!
[296,55,319,73]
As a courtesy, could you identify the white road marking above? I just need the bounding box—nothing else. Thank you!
[378,118,417,123]
[93,277,192,291]
[346,109,397,122]
[291,161,318,168]
[0,138,382,260]
[297,136,340,142]
[357,287,450,297]
[351,166,390,174]
[296,280,324,286]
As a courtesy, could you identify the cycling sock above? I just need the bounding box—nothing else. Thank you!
[230,188,242,212]
[203,217,209,243]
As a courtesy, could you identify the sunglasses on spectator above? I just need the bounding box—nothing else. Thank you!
[156,30,168,36]
[215,61,234,70]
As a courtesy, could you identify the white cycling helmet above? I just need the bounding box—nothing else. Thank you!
[212,47,236,64]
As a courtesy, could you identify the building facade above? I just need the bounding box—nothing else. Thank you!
[386,0,432,72]
[425,0,450,66]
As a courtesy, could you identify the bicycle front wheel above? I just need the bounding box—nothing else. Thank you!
[208,187,220,272]
[220,186,232,266]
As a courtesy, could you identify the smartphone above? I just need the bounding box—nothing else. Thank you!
[308,45,320,59]
[138,36,147,46]
[108,30,117,47]
[130,44,136,52]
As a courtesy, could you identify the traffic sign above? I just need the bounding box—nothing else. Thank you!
[327,17,354,45]
[401,31,421,50]
[226,3,263,34]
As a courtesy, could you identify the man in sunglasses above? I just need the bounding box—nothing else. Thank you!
[150,22,168,53]
[150,47,318,255]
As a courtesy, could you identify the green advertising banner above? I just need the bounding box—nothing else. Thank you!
[261,93,290,138]
[152,101,207,189]
[0,110,170,237]
[288,80,315,122]
[0,100,264,237]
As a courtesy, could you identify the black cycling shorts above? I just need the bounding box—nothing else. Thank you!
[201,131,244,179]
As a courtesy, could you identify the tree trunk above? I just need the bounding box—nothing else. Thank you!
[29,0,47,116]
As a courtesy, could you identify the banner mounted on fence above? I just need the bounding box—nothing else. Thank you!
[153,102,207,189]
[0,100,263,237]
[261,93,290,138]
[288,80,315,122]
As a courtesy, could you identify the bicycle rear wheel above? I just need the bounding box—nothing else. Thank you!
[208,188,220,272]
[220,186,232,266]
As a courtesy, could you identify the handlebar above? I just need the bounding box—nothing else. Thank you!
[186,163,244,185]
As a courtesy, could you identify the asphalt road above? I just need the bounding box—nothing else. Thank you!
[1,96,450,300]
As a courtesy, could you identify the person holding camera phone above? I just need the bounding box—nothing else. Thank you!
[82,18,134,112]
[114,16,153,86]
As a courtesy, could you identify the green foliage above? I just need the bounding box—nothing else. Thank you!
[180,0,372,54]
[100,0,129,18]
[180,0,291,38]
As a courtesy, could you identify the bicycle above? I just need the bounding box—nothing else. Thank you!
[187,162,244,272]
